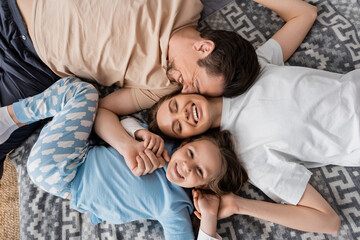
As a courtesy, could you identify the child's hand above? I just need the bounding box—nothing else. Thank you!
[135,129,165,157]
[134,148,168,175]
[192,189,220,220]
[123,141,167,176]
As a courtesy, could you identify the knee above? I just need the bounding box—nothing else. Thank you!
[60,77,99,105]
[72,79,99,103]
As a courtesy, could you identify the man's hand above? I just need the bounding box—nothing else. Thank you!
[218,192,241,219]
[135,129,165,157]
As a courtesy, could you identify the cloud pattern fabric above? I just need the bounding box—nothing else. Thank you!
[12,77,98,198]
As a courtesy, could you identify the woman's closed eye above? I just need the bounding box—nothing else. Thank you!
[176,121,182,132]
[197,167,203,177]
[169,99,178,113]
[174,101,178,112]
[188,149,194,159]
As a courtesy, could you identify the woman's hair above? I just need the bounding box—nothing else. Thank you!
[147,90,181,139]
[189,129,248,195]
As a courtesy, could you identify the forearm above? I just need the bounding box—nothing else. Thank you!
[94,107,137,154]
[233,196,340,234]
[199,213,218,239]
[253,0,316,22]
[253,0,317,61]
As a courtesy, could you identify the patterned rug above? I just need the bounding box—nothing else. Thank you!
[8,0,360,239]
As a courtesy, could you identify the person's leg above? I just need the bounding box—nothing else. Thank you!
[15,77,99,198]
[0,0,59,171]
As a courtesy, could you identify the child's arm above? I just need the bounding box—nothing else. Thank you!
[121,117,167,158]
[217,184,340,234]
[254,0,317,61]
[193,190,222,240]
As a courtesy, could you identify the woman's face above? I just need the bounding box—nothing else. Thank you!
[156,94,212,138]
[166,139,222,188]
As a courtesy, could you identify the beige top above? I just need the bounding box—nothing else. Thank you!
[30,0,203,110]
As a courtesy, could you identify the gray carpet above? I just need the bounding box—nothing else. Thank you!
[9,0,360,239]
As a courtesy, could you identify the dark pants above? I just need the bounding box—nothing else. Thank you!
[0,0,59,177]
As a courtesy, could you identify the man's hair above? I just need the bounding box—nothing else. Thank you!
[189,129,248,195]
[198,29,260,97]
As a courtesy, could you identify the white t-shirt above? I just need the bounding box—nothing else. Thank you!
[221,39,360,204]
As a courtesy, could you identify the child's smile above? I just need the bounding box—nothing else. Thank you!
[166,139,222,188]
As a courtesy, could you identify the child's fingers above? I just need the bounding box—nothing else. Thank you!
[162,149,170,162]
[156,140,165,157]
[194,211,201,220]
[157,156,166,168]
[151,140,159,154]
[147,137,155,150]
[143,136,150,148]
[193,190,201,213]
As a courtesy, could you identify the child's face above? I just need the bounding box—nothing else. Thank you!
[166,139,222,189]
[157,94,212,138]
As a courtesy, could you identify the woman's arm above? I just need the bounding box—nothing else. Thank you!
[253,0,318,61]
[218,184,340,234]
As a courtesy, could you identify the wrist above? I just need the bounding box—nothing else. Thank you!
[235,196,248,215]
[134,129,146,139]
[202,210,218,220]
[116,135,139,154]
[200,213,218,238]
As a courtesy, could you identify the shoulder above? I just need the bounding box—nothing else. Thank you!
[256,39,284,66]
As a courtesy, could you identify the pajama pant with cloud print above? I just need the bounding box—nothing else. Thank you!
[12,77,98,199]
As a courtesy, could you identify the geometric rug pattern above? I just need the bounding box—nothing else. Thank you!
[9,0,360,239]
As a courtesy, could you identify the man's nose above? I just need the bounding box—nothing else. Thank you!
[181,83,196,94]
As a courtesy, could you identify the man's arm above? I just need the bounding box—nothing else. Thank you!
[217,184,340,234]
[254,0,318,61]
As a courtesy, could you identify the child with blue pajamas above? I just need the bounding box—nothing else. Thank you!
[0,77,247,239]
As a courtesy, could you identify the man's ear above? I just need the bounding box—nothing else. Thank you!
[193,40,215,56]
[179,138,191,148]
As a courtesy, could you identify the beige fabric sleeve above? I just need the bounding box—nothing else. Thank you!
[130,86,181,111]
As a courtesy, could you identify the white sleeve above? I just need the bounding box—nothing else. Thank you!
[256,39,284,66]
[197,229,222,240]
[244,147,312,205]
[120,117,146,138]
